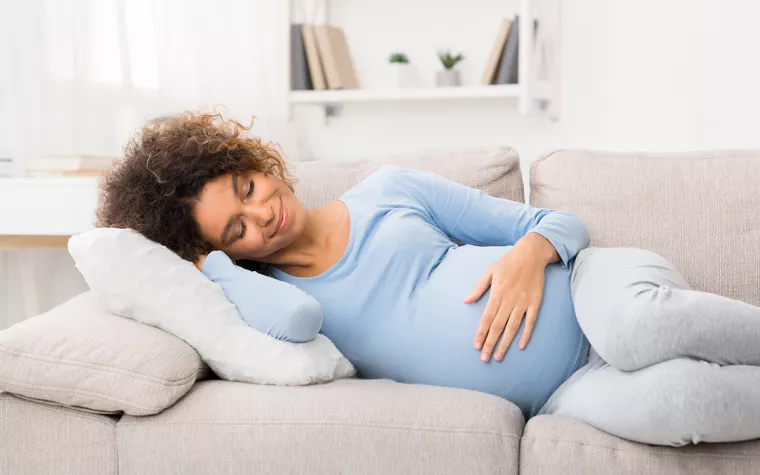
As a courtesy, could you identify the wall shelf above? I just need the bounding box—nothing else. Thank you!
[289,84,521,105]
[287,0,562,120]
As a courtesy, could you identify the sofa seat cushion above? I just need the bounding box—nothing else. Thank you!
[521,415,760,475]
[293,145,524,209]
[530,149,760,306]
[0,392,118,475]
[117,378,524,475]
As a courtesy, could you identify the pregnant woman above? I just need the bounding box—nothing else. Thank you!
[97,112,760,447]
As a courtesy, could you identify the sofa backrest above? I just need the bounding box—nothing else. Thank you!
[291,146,524,209]
[530,149,760,306]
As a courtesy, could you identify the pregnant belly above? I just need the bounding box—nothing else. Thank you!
[374,245,588,418]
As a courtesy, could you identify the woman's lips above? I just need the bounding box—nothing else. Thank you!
[276,198,288,235]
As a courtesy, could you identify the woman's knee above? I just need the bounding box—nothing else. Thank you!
[594,318,641,371]
[593,293,666,371]
[635,359,737,446]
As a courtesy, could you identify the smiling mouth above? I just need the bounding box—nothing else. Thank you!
[272,198,284,238]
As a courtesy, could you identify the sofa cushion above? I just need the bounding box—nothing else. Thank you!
[117,378,524,475]
[530,149,760,306]
[0,391,118,475]
[68,228,356,387]
[293,145,524,209]
[0,292,210,416]
[521,415,760,475]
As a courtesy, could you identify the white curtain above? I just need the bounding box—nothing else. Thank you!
[0,0,295,329]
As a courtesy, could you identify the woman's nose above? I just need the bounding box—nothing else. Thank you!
[248,202,274,227]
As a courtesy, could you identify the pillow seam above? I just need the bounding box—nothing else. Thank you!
[0,345,199,386]
[1,392,120,426]
[0,375,176,413]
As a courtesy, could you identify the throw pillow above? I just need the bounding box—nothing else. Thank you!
[67,227,356,386]
[0,291,208,415]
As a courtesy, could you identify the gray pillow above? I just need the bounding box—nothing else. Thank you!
[0,291,212,415]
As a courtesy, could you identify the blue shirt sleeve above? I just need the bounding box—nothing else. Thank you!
[201,251,323,343]
[379,165,591,267]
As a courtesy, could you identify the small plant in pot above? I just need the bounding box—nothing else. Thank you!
[389,52,409,64]
[436,50,464,87]
[388,52,415,89]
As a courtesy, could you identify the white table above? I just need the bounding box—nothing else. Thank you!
[0,176,100,249]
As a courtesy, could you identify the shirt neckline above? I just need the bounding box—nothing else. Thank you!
[271,197,354,283]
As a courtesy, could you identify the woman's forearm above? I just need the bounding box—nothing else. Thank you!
[201,251,323,343]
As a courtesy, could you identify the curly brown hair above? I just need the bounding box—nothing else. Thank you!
[96,111,295,263]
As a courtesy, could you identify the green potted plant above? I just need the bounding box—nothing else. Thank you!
[388,52,415,89]
[436,50,464,87]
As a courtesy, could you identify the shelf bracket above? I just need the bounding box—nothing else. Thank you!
[525,0,562,120]
[325,104,343,118]
[320,103,344,124]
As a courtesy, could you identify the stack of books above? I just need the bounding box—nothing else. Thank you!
[24,156,118,176]
[291,23,359,91]
[481,16,521,85]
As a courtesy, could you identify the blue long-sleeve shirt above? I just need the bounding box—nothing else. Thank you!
[203,165,591,418]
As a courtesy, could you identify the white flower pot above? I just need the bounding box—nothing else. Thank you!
[388,63,416,89]
[435,69,461,87]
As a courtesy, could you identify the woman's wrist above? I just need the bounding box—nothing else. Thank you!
[519,232,560,265]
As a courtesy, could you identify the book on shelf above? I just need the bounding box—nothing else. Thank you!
[301,24,327,90]
[315,25,359,90]
[24,155,119,176]
[481,18,512,85]
[495,15,520,85]
[290,24,313,90]
[290,23,358,91]
[481,16,520,86]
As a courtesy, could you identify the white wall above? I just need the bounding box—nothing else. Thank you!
[292,0,760,167]
[0,251,87,329]
[3,0,759,327]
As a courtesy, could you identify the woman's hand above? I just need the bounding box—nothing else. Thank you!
[464,233,559,362]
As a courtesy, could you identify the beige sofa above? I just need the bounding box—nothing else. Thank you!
[1,147,759,475]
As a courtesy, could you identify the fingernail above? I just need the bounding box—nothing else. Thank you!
[519,343,525,350]
[481,352,488,362]
[475,342,482,350]
[494,352,503,361]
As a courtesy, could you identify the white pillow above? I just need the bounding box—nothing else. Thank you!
[67,227,356,386]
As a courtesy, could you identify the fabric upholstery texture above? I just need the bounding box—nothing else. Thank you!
[530,149,760,307]
[117,378,523,475]
[0,291,207,416]
[521,415,760,475]
[0,144,528,475]
[0,392,118,475]
[2,146,760,474]
[292,145,525,208]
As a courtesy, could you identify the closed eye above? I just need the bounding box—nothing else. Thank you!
[238,219,247,239]
[245,179,254,199]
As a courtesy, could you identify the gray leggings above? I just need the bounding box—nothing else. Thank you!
[538,247,760,446]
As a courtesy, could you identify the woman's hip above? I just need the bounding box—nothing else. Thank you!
[571,247,690,299]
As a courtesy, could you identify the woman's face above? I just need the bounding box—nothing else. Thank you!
[194,171,306,261]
